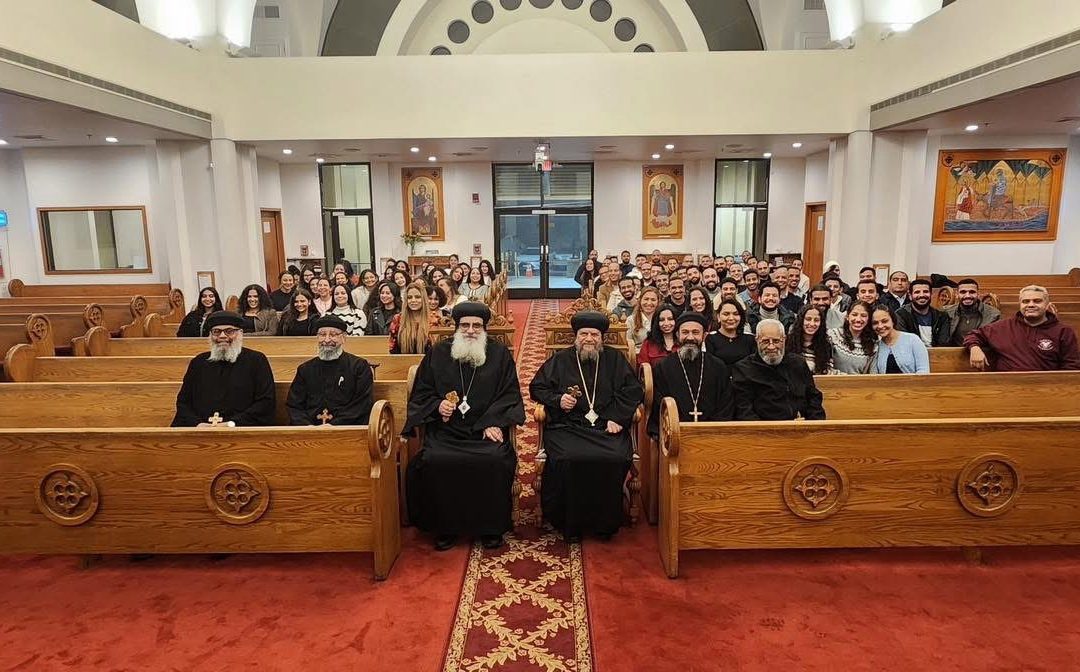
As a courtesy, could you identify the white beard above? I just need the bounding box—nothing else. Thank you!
[678,343,701,362]
[208,338,243,363]
[451,330,488,367]
[576,343,602,362]
[318,344,343,361]
[760,348,785,366]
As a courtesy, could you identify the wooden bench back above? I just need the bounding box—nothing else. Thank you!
[0,379,410,428]
[81,326,393,357]
[4,345,423,383]
[7,279,172,297]
[0,402,400,578]
[656,398,1080,577]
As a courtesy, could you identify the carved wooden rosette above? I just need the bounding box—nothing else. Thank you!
[36,464,99,526]
[367,400,395,464]
[659,398,680,459]
[206,463,270,525]
[782,457,849,520]
[8,278,25,296]
[83,303,104,328]
[129,295,148,318]
[956,453,1022,517]
[26,314,50,344]
[169,288,185,311]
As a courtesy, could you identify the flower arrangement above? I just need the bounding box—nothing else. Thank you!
[401,231,425,254]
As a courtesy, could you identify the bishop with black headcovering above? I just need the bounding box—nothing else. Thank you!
[286,314,375,426]
[529,310,643,541]
[172,311,276,427]
[647,311,734,437]
[403,302,525,551]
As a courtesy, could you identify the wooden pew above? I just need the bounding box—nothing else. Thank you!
[0,290,185,324]
[5,345,423,382]
[0,315,57,359]
[656,399,1080,578]
[8,278,170,297]
[0,297,153,340]
[78,326,394,357]
[0,402,401,579]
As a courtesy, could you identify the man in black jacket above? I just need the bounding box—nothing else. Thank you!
[732,319,825,421]
[895,278,950,347]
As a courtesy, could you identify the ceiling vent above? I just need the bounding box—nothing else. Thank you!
[803,0,826,9]
[14,134,55,141]
[262,5,280,19]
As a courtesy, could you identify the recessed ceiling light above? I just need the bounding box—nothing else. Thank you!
[410,146,420,153]
[282,148,293,155]
[890,23,913,32]
[664,143,675,150]
[965,124,980,132]
[651,153,661,159]
[763,152,772,158]
[428,155,437,162]
[792,142,803,149]
[316,157,325,163]
[105,136,118,143]
[0,139,7,146]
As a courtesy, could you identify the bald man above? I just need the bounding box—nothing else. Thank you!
[731,319,825,421]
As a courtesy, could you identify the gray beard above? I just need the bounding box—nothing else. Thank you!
[576,343,602,362]
[759,348,785,366]
[318,344,343,361]
[451,330,488,367]
[678,343,701,362]
[208,339,242,363]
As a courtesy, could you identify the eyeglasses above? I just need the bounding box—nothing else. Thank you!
[210,328,241,337]
[757,337,784,346]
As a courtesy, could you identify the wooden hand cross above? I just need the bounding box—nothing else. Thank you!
[317,408,334,425]
[208,412,224,426]
[567,385,582,399]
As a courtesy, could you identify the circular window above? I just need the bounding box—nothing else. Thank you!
[589,0,612,22]
[431,46,452,55]
[448,20,471,44]
[614,18,636,41]
[530,0,555,7]
[562,0,583,7]
[500,0,522,9]
[472,1,494,23]
[634,43,655,53]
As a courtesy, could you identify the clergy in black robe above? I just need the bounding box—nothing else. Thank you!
[286,315,375,426]
[530,311,643,540]
[404,302,525,550]
[731,318,826,421]
[647,312,734,437]
[172,311,276,427]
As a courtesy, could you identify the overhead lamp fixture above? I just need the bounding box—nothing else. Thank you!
[965,124,980,132]
[792,142,803,149]
[537,144,547,151]
[664,143,675,150]
[428,155,438,162]
[410,146,420,153]
[0,139,7,146]
[763,152,772,158]
[890,23,913,32]
[651,153,661,159]
[282,148,293,155]
[105,136,119,143]
[316,157,325,163]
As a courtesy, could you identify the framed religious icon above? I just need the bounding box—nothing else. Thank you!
[402,167,445,241]
[642,165,684,239]
[932,148,1066,243]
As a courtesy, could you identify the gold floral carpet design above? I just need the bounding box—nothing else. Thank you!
[442,299,594,672]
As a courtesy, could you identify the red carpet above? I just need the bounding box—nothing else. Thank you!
[586,523,1080,671]
[0,529,466,672]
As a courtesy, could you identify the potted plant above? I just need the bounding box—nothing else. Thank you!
[401,232,425,255]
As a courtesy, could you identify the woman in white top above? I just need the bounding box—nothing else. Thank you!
[350,269,379,313]
[312,277,333,316]
[826,300,877,374]
[626,286,660,354]
[464,267,491,302]
[329,284,367,335]
[437,277,467,309]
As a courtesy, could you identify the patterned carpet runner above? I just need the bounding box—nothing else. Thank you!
[442,300,594,672]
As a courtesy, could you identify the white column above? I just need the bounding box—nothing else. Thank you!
[153,140,197,300]
[210,138,264,295]
[824,130,873,281]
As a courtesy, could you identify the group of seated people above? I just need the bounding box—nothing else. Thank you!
[176,253,497,354]
[581,249,1080,375]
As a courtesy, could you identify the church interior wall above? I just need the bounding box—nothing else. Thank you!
[278,162,323,263]
[763,157,807,257]
[255,156,282,210]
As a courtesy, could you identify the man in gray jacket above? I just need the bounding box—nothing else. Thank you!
[943,278,1001,345]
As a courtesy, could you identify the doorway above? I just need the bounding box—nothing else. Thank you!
[803,202,827,285]
[322,211,376,276]
[497,210,591,298]
[260,209,286,290]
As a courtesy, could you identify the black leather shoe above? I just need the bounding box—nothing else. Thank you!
[480,535,504,550]
[434,535,457,551]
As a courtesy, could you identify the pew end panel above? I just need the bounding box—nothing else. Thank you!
[637,362,657,525]
[658,398,681,578]
[368,400,401,580]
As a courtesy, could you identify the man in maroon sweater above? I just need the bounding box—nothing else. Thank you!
[964,285,1080,371]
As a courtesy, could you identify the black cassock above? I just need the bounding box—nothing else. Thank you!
[529,347,643,536]
[286,352,375,425]
[647,352,734,437]
[171,348,275,426]
[403,340,525,538]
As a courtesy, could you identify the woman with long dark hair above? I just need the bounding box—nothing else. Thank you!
[178,287,223,337]
[827,300,877,374]
[351,268,380,311]
[577,258,601,292]
[704,299,756,368]
[277,288,318,336]
[872,305,929,374]
[330,284,367,336]
[687,286,717,332]
[636,304,679,366]
[237,284,279,336]
[478,259,497,284]
[365,281,401,336]
[788,305,832,375]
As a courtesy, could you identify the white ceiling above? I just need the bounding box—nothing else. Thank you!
[888,75,1080,136]
[0,90,196,148]
[250,134,836,165]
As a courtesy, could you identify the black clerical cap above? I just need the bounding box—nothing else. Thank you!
[570,310,609,334]
[930,273,959,289]
[315,314,348,332]
[451,301,491,326]
[675,312,708,330]
[205,311,245,330]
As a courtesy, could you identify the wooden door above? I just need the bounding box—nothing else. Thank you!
[803,203,827,285]
[261,210,286,291]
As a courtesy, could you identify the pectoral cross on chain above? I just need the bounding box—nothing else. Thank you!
[688,407,703,422]
[317,408,334,425]
[208,412,224,426]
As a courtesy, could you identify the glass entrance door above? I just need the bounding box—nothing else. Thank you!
[497,211,590,298]
[323,211,376,274]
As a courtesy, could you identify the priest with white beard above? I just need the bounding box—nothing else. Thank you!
[731,319,826,421]
[172,311,276,427]
[403,302,525,551]
[286,314,374,426]
[647,312,734,438]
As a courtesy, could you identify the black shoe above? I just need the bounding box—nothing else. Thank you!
[129,554,154,563]
[480,535,504,550]
[564,533,582,544]
[208,553,232,562]
[434,535,457,551]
